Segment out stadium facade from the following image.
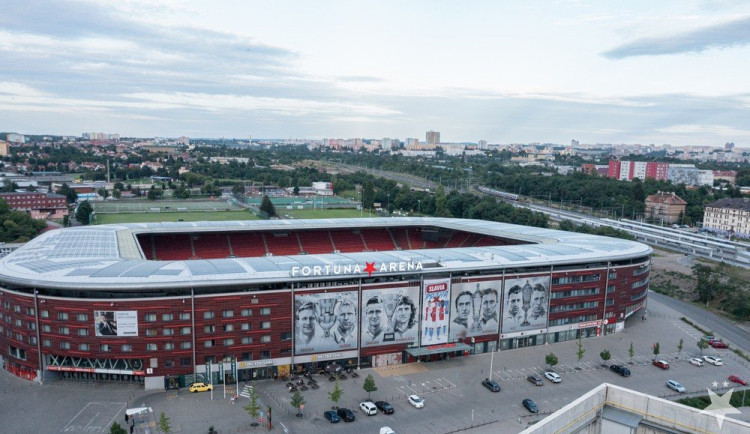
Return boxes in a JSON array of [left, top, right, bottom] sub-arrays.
[[0, 218, 651, 389]]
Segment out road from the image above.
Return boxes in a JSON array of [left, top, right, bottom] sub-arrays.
[[648, 290, 750, 352]]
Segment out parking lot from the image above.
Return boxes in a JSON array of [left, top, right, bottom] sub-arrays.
[[1, 292, 748, 434]]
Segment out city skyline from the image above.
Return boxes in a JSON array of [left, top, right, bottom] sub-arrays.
[[1, 1, 750, 146]]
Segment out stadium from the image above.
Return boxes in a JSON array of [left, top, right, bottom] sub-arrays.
[[0, 217, 651, 390]]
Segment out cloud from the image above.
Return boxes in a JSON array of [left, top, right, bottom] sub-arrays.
[[603, 15, 750, 58]]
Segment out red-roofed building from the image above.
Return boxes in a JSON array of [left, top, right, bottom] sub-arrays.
[[645, 191, 687, 224]]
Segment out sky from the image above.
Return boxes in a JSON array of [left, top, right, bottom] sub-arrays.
[[1, 0, 750, 146]]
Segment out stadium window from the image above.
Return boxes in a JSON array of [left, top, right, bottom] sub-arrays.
[[79, 343, 89, 351], [261, 321, 271, 329], [205, 356, 215, 364], [162, 313, 174, 321], [60, 342, 70, 350], [180, 342, 191, 350], [241, 309, 252, 317], [27, 321, 36, 330], [281, 332, 292, 341], [146, 329, 157, 337], [43, 339, 51, 347], [164, 360, 174, 368], [223, 324, 234, 332], [260, 307, 271, 316], [260, 350, 271, 359], [77, 329, 88, 336], [607, 285, 616, 293], [203, 311, 215, 319], [121, 344, 132, 352], [223, 338, 234, 346], [146, 343, 158, 351], [59, 326, 69, 335], [144, 314, 157, 322], [163, 328, 175, 336], [261, 335, 271, 343], [204, 340, 215, 348], [100, 344, 111, 352], [181, 326, 191, 335], [76, 313, 88, 322], [608, 271, 617, 279], [204, 325, 215, 333], [241, 352, 252, 361], [40, 310, 49, 318], [13, 305, 20, 313], [240, 323, 251, 331], [29, 336, 37, 345], [164, 343, 174, 350], [180, 357, 191, 366], [42, 324, 51, 332], [241, 337, 253, 344], [179, 312, 191, 320], [9, 346, 26, 360], [14, 319, 21, 327], [280, 348, 291, 355], [26, 307, 35, 315], [57, 312, 68, 320], [222, 310, 234, 318]]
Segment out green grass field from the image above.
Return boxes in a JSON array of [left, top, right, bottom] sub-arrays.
[[94, 211, 258, 224], [282, 209, 378, 219]]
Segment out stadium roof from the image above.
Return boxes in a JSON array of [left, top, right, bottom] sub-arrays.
[[0, 217, 651, 291]]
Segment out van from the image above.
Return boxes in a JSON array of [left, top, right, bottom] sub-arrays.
[[359, 401, 377, 416]]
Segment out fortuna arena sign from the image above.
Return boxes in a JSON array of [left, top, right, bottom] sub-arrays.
[[290, 260, 423, 277]]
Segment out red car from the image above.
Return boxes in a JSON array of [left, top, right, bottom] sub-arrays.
[[710, 341, 728, 349], [729, 375, 748, 386], [653, 360, 670, 370]]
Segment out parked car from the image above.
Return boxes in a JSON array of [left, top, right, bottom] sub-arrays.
[[188, 382, 213, 393], [710, 341, 728, 349], [729, 375, 748, 386], [702, 335, 717, 343], [610, 365, 631, 377], [380, 427, 395, 434], [360, 401, 377, 416], [324, 410, 340, 423], [689, 358, 704, 367], [544, 371, 562, 383], [482, 378, 501, 392], [375, 401, 394, 414], [653, 360, 670, 370], [527, 375, 544, 386], [666, 380, 686, 393], [522, 398, 539, 413], [408, 395, 424, 408], [336, 408, 355, 422], [703, 356, 723, 366]]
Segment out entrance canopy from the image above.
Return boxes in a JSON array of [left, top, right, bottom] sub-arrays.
[[406, 343, 472, 357]]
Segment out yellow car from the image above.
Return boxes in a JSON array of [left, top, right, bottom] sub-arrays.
[[189, 382, 213, 393]]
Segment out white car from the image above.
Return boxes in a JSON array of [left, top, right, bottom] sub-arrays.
[[703, 355, 723, 366], [689, 357, 704, 367], [360, 401, 377, 416], [544, 371, 562, 383], [380, 427, 395, 434], [407, 395, 424, 408], [666, 380, 686, 393]]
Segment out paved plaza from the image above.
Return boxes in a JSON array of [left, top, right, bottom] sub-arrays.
[[1, 292, 749, 434]]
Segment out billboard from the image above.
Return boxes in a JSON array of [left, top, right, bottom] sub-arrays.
[[94, 311, 138, 337], [422, 278, 451, 345], [294, 290, 358, 355], [361, 286, 421, 347], [501, 276, 550, 333], [449, 279, 501, 340]]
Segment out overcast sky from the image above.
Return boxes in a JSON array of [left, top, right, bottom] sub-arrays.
[[1, 0, 749, 146]]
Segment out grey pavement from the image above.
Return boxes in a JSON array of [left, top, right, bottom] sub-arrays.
[[2, 294, 749, 434]]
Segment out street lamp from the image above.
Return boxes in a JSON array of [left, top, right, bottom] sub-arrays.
[[417, 199, 421, 215]]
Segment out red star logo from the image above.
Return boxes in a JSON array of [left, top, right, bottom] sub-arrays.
[[363, 262, 377, 277]]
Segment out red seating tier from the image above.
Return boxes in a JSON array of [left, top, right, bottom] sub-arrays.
[[153, 234, 193, 260], [193, 233, 231, 259], [298, 230, 334, 254]]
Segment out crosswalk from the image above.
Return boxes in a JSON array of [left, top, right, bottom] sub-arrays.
[[239, 384, 254, 399]]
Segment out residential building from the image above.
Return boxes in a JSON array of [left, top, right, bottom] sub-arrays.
[[703, 197, 750, 238], [645, 191, 687, 224], [426, 130, 440, 145], [0, 192, 68, 219]]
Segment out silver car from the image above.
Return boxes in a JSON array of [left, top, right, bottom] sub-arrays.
[[667, 380, 686, 393]]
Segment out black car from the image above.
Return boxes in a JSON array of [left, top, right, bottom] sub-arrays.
[[336, 407, 356, 422], [522, 398, 538, 413], [375, 401, 394, 414], [481, 378, 501, 392], [610, 365, 631, 377]]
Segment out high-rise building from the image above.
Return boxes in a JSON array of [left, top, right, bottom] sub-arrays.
[[426, 131, 440, 145]]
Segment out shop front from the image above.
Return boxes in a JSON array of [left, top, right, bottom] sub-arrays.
[[405, 342, 472, 363]]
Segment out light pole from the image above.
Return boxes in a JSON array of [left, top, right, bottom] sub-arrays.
[[387, 193, 390, 216], [488, 349, 495, 381], [359, 190, 363, 218]]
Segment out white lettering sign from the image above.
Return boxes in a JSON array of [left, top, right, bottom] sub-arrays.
[[290, 261, 422, 277]]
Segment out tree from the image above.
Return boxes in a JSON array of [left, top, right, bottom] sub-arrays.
[[544, 353, 558, 371], [363, 374, 377, 400], [243, 383, 262, 426], [56, 182, 78, 203], [259, 194, 277, 218], [290, 390, 305, 417], [697, 339, 709, 356], [157, 412, 172, 434], [76, 200, 94, 225], [600, 349, 611, 366], [97, 187, 109, 199], [576, 336, 585, 366], [692, 263, 714, 304], [677, 338, 684, 358], [628, 342, 635, 364], [109, 422, 127, 434], [232, 182, 245, 195], [653, 342, 660, 358], [328, 377, 343, 407]]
